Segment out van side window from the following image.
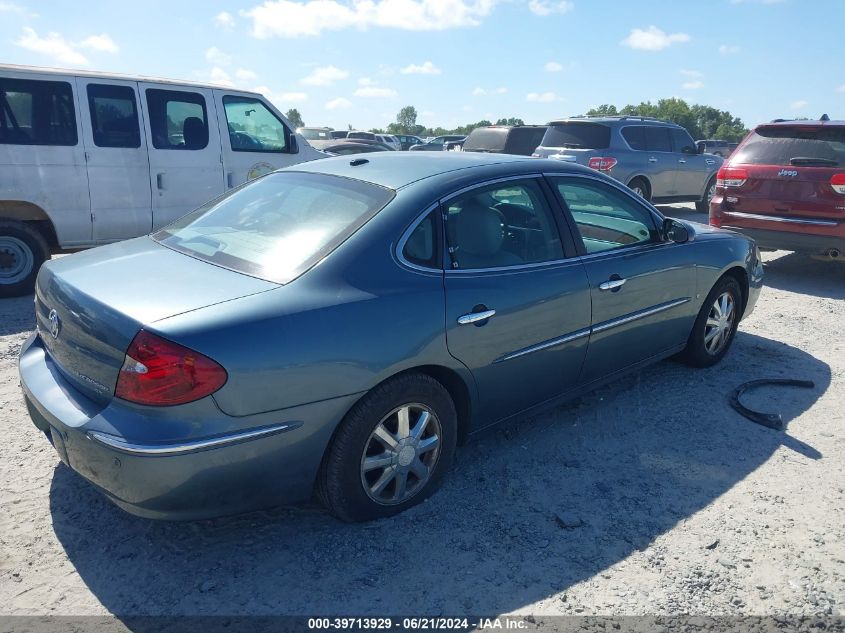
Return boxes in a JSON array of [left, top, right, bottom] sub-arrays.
[[222, 96, 289, 153], [0, 78, 77, 146], [87, 84, 140, 148], [145, 89, 208, 150]]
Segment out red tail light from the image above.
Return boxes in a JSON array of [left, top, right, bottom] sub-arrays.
[[115, 330, 227, 406], [587, 157, 618, 172], [831, 173, 845, 195], [716, 166, 748, 188]]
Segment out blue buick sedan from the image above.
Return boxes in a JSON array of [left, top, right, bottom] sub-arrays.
[[19, 153, 762, 521]]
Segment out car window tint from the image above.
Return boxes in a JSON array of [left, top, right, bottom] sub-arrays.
[[403, 211, 440, 269], [223, 96, 288, 153], [732, 126, 845, 166], [553, 178, 657, 254], [671, 128, 696, 153], [621, 126, 646, 150], [645, 126, 672, 152], [541, 123, 610, 150], [445, 179, 564, 270], [0, 78, 77, 146], [146, 89, 208, 150], [87, 84, 140, 148], [154, 171, 393, 284]]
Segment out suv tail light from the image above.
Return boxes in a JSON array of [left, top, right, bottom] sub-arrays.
[[587, 157, 617, 172], [115, 330, 227, 406], [831, 174, 845, 195], [716, 167, 748, 188]]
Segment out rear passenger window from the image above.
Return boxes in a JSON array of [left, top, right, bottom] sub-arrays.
[[645, 126, 672, 152], [87, 84, 140, 148], [223, 96, 289, 153], [621, 126, 646, 150], [553, 178, 658, 254], [403, 211, 440, 269], [146, 89, 208, 150], [0, 78, 77, 146]]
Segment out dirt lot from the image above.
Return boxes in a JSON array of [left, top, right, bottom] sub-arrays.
[[1, 206, 843, 619]]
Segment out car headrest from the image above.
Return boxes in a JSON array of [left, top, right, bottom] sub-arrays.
[[455, 203, 506, 256], [183, 117, 207, 149]]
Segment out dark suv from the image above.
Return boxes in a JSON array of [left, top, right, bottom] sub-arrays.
[[462, 125, 547, 156], [533, 116, 722, 211], [710, 117, 845, 260], [696, 139, 736, 157]]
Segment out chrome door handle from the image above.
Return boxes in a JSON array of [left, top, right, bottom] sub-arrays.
[[599, 278, 626, 291], [457, 309, 496, 325], [648, 157, 658, 163], [678, 159, 687, 164]]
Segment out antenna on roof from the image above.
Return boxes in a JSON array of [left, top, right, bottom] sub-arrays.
[[820, 113, 830, 122]]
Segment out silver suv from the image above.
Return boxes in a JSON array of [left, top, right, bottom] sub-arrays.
[[533, 116, 723, 212]]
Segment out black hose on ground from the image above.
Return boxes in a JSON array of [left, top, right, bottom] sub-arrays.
[[730, 379, 815, 431]]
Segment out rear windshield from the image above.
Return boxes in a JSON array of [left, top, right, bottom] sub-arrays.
[[463, 128, 508, 152], [154, 172, 393, 283], [541, 122, 611, 150], [732, 126, 845, 167]]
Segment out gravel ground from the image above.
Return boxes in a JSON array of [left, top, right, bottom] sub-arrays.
[[1, 207, 843, 619]]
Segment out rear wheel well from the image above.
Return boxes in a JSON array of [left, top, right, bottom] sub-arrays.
[[0, 201, 59, 250], [722, 266, 749, 317]]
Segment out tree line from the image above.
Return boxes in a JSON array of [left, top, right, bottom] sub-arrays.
[[287, 98, 750, 142]]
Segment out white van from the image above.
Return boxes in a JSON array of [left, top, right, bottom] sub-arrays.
[[0, 64, 325, 296]]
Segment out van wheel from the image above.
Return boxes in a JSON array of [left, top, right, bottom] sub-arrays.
[[0, 220, 50, 298], [318, 373, 457, 522], [628, 178, 651, 202], [696, 177, 716, 213]]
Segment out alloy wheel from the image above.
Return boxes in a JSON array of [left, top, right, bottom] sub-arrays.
[[360, 403, 442, 505], [704, 291, 736, 355]]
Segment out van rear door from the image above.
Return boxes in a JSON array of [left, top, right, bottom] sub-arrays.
[[75, 78, 152, 242], [214, 91, 304, 189], [138, 83, 225, 229]]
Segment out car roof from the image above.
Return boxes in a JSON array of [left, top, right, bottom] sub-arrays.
[[759, 119, 845, 128], [0, 63, 262, 95], [290, 152, 591, 190], [548, 116, 679, 128]]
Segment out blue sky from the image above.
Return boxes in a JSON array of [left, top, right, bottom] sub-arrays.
[[1, 0, 843, 131]]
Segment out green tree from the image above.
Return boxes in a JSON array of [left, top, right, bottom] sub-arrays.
[[393, 106, 419, 134], [285, 108, 304, 128], [495, 117, 525, 126]]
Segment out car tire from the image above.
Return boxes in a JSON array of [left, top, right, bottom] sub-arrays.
[[0, 220, 50, 298], [681, 275, 742, 368], [696, 177, 717, 214], [318, 373, 458, 522], [628, 178, 651, 202]]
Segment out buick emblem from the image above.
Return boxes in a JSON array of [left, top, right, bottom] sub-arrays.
[[48, 309, 60, 339]]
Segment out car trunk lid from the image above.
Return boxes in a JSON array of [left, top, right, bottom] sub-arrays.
[[34, 237, 277, 404]]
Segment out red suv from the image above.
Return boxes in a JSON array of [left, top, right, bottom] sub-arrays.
[[710, 117, 845, 260]]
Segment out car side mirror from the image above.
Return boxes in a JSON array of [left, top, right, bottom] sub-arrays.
[[662, 218, 689, 243], [697, 144, 705, 154], [289, 134, 299, 154]]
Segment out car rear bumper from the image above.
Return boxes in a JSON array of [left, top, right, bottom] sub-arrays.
[[18, 333, 361, 520], [720, 225, 845, 254]]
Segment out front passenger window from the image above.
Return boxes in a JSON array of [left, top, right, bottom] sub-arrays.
[[554, 179, 658, 254], [445, 179, 564, 270]]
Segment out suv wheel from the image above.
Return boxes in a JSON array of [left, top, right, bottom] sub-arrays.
[[0, 220, 50, 298], [318, 373, 457, 522], [628, 178, 650, 202], [696, 177, 717, 214]]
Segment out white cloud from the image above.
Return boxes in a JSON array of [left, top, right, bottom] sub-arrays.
[[302, 65, 349, 85], [621, 26, 690, 51], [495, 86, 508, 94], [544, 61, 563, 72], [719, 44, 740, 55], [215, 11, 236, 27], [235, 68, 258, 81], [400, 61, 441, 75], [0, 2, 36, 17], [354, 86, 397, 97], [472, 87, 486, 96], [790, 100, 808, 110], [79, 34, 119, 53], [528, 0, 573, 16], [358, 77, 376, 86], [243, 0, 496, 38], [837, 85, 845, 93], [255, 86, 309, 105], [680, 69, 702, 77], [15, 27, 89, 66], [682, 80, 704, 89], [205, 46, 232, 66], [207, 67, 234, 86], [526, 91, 560, 103], [462, 105, 472, 111], [325, 97, 352, 110]]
